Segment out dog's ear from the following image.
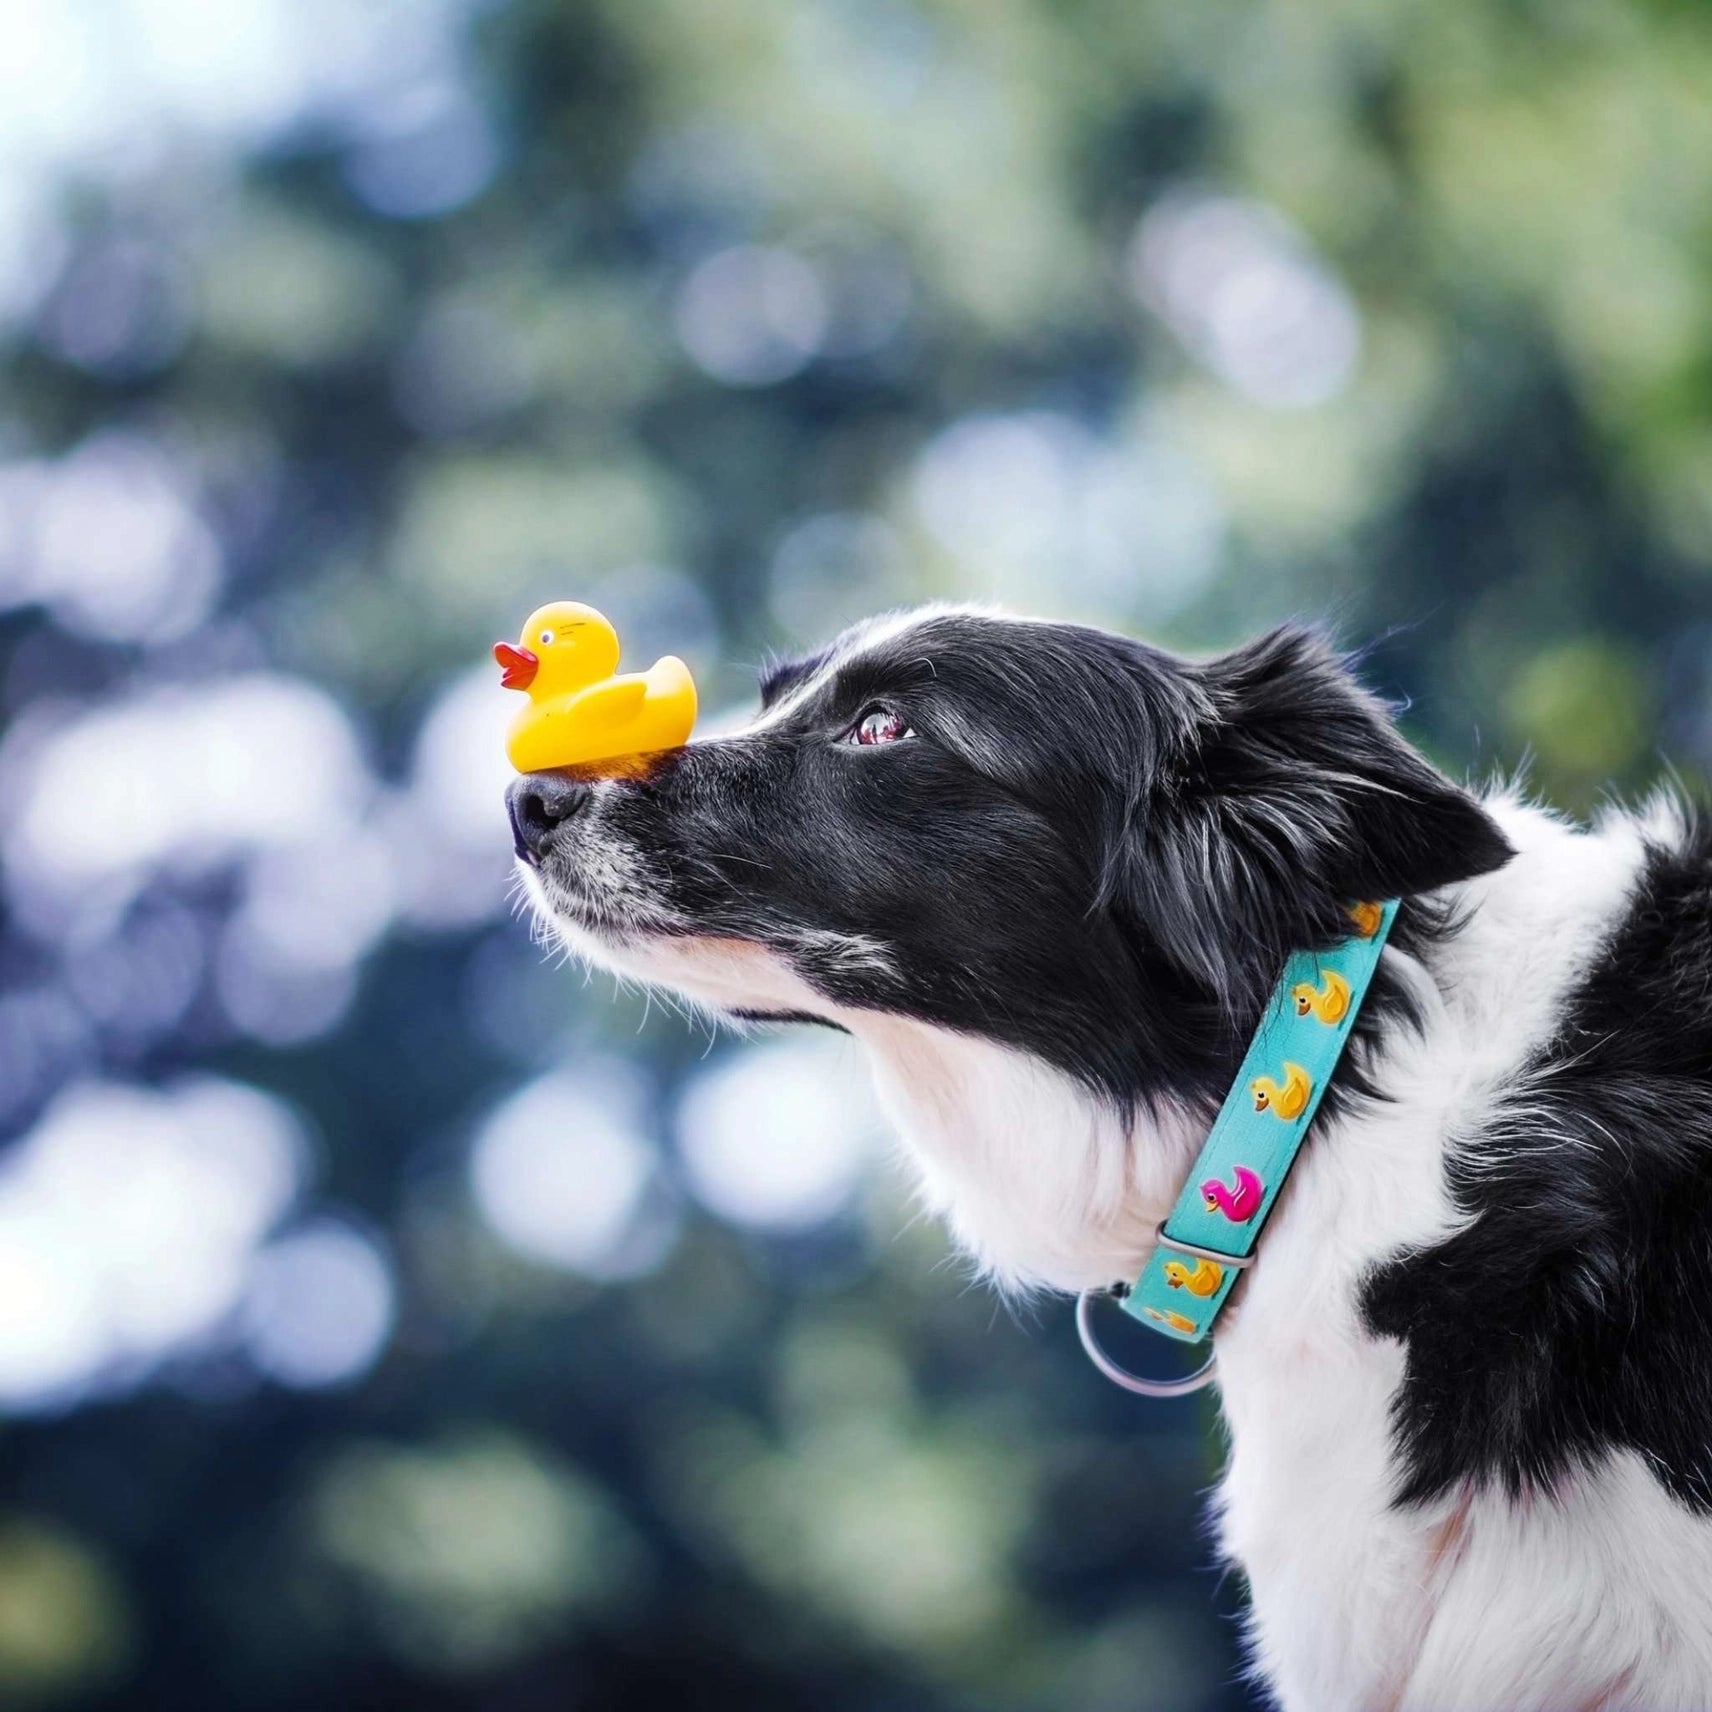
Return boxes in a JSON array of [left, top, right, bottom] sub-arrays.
[[1104, 626, 1513, 1016]]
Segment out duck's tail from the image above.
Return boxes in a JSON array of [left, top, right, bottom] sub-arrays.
[[650, 654, 698, 714]]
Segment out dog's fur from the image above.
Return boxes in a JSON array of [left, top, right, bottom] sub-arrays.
[[508, 607, 1712, 1711]]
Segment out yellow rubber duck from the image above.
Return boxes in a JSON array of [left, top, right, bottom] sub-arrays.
[[1251, 1061, 1313, 1120], [494, 601, 697, 775], [1164, 1258, 1226, 1297], [1293, 970, 1352, 1025]]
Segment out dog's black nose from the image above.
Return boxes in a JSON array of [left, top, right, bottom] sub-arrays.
[[506, 774, 594, 864]]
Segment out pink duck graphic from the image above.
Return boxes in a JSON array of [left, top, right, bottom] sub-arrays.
[[1202, 1164, 1264, 1223]]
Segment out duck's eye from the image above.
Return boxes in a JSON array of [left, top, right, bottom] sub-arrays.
[[851, 707, 911, 746], [539, 629, 555, 646]]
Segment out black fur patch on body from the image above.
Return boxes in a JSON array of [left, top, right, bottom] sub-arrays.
[[1364, 815, 1712, 1513]]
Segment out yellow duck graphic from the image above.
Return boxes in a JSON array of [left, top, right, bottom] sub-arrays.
[[1293, 969, 1352, 1025], [495, 601, 697, 775], [1348, 900, 1384, 939], [1164, 1258, 1226, 1297], [1143, 1306, 1201, 1336], [1251, 1061, 1313, 1120]]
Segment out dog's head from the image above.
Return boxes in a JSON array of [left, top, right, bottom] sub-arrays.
[[509, 608, 1512, 1122]]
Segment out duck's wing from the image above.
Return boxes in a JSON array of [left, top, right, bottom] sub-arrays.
[[571, 676, 648, 723]]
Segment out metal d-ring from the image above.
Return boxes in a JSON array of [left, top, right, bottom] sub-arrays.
[[1075, 1288, 1219, 1398], [1151, 1223, 1256, 1270]]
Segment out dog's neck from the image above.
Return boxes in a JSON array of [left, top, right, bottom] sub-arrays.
[[852, 1013, 1206, 1294], [849, 797, 1648, 1305]]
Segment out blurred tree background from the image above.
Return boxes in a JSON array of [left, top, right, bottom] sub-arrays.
[[0, 0, 1708, 1707]]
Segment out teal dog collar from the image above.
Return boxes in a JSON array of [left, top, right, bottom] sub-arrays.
[[1077, 899, 1399, 1397]]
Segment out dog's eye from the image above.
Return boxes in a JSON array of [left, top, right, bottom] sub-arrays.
[[851, 707, 911, 746]]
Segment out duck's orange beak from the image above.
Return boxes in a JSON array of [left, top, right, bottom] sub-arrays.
[[494, 641, 538, 691]]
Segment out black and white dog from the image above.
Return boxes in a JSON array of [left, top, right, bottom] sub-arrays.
[[508, 607, 1712, 1712]]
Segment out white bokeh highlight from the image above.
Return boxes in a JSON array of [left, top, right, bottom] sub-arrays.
[[0, 671, 398, 1046], [391, 663, 518, 929], [242, 1218, 397, 1388], [0, 433, 221, 644], [0, 0, 493, 333], [342, 79, 500, 219], [914, 409, 1224, 619], [0, 652, 523, 1044], [676, 1037, 879, 1233], [470, 1067, 677, 1280], [1, 675, 369, 900], [1129, 191, 1361, 410], [0, 1077, 305, 1411], [676, 245, 828, 386]]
